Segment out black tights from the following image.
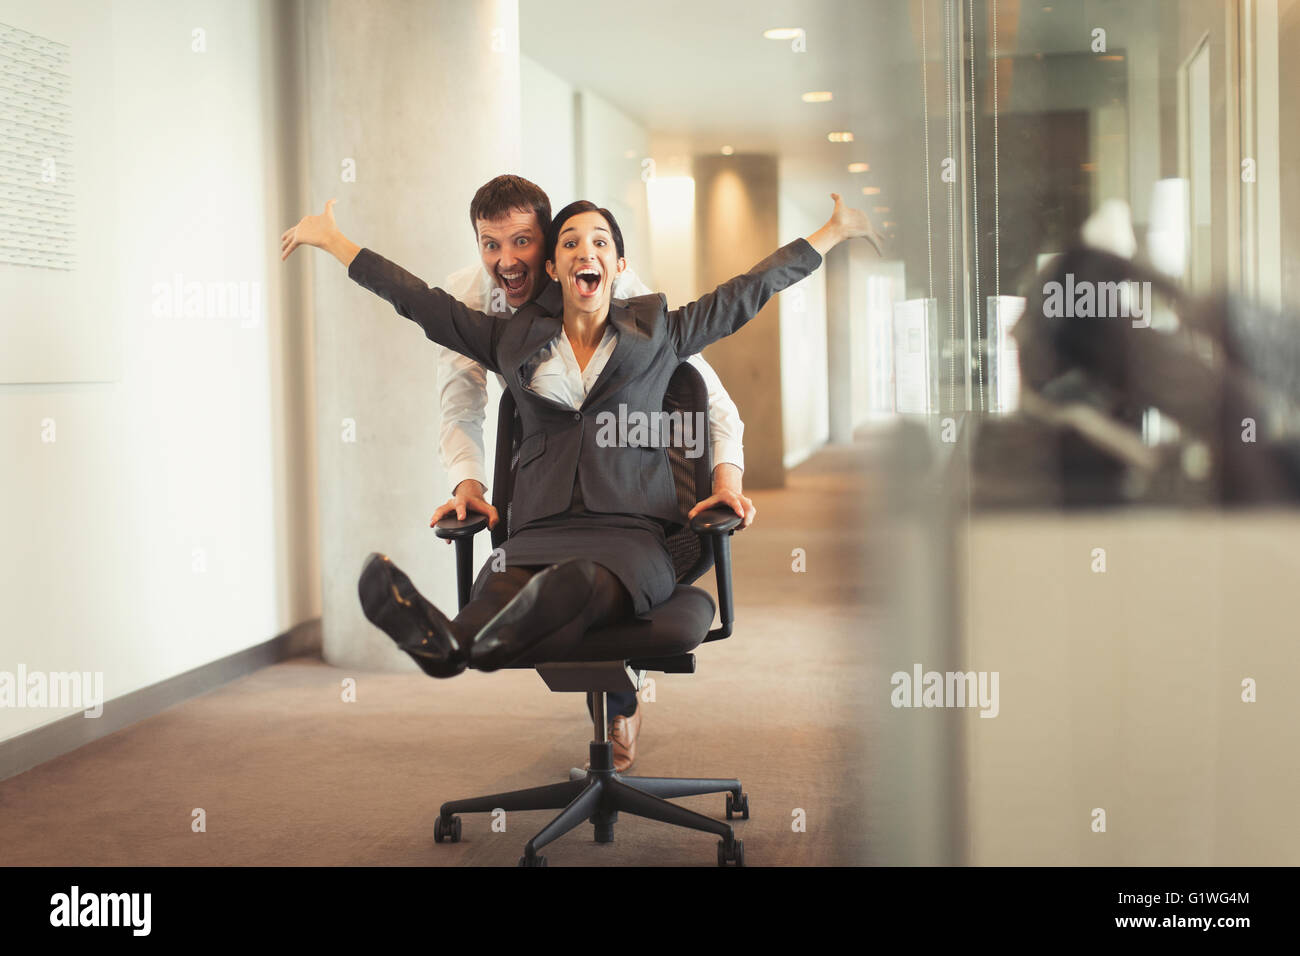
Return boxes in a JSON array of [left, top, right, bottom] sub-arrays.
[[452, 563, 639, 719]]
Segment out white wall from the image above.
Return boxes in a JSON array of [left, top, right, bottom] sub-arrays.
[[574, 90, 653, 287], [518, 55, 576, 209], [778, 196, 829, 468], [1, 0, 318, 741], [646, 174, 696, 309]]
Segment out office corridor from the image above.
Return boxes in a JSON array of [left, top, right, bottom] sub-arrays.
[[0, 443, 882, 866]]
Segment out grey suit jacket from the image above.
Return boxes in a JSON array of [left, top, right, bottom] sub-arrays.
[[347, 238, 822, 533]]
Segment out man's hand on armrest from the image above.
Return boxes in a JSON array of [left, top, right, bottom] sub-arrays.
[[687, 462, 755, 529], [430, 478, 499, 541]]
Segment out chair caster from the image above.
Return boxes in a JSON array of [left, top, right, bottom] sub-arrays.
[[726, 791, 750, 820], [717, 838, 745, 867], [434, 814, 462, 843], [519, 852, 548, 867], [593, 821, 615, 843]]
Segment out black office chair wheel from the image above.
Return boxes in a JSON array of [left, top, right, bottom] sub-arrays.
[[726, 791, 750, 820], [434, 814, 462, 843], [717, 838, 744, 867], [518, 853, 548, 867]]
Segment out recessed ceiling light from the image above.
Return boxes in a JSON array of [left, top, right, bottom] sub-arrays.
[[861, 186, 881, 195], [882, 221, 896, 228], [828, 131, 854, 143], [874, 206, 890, 214], [764, 28, 803, 40], [848, 162, 870, 173], [802, 91, 833, 103], [721, 145, 734, 155]]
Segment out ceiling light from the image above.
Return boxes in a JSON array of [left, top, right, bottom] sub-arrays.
[[721, 145, 734, 155], [848, 162, 870, 173], [874, 206, 890, 214], [861, 186, 881, 195], [802, 91, 833, 103], [763, 28, 802, 40], [828, 131, 854, 143]]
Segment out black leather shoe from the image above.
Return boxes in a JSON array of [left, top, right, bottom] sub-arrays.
[[469, 559, 599, 672], [358, 553, 467, 678]]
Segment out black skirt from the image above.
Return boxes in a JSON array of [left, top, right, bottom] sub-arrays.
[[493, 471, 677, 618]]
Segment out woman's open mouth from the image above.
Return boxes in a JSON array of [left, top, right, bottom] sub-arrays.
[[575, 269, 601, 297], [498, 268, 529, 296]]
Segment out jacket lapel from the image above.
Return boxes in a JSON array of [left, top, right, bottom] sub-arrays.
[[513, 287, 641, 412], [515, 281, 564, 398], [580, 301, 638, 410]]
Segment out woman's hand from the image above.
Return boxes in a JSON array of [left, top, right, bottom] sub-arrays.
[[808, 193, 886, 257], [280, 199, 360, 266], [688, 463, 756, 529], [430, 478, 499, 537], [688, 489, 756, 529]]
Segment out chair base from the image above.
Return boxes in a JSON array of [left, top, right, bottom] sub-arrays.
[[436, 741, 748, 866]]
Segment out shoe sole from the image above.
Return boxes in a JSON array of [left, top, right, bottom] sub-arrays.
[[358, 553, 465, 677]]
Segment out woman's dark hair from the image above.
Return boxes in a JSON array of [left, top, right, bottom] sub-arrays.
[[545, 200, 625, 263], [469, 175, 551, 234]]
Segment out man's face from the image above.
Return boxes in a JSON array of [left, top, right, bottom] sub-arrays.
[[476, 208, 546, 309], [545, 211, 626, 315]]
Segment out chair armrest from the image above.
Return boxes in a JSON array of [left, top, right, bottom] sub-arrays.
[[687, 508, 742, 643], [433, 514, 489, 611], [689, 506, 743, 535], [434, 513, 489, 539]]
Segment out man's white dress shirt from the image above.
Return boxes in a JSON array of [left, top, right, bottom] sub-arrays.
[[437, 262, 745, 494]]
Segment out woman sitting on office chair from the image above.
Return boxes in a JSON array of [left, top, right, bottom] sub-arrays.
[[280, 194, 880, 678]]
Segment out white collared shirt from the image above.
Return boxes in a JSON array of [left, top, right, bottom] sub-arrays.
[[523, 322, 619, 408], [436, 262, 745, 493]]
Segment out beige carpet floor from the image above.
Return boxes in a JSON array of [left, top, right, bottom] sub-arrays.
[[0, 444, 881, 866]]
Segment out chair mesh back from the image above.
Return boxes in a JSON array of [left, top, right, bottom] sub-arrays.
[[489, 362, 715, 585]]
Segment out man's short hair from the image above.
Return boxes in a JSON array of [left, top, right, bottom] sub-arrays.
[[469, 174, 551, 234], [545, 200, 626, 262]]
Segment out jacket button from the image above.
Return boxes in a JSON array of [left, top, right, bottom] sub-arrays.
[[573, 412, 581, 420]]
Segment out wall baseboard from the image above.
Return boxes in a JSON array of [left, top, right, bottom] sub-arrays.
[[0, 619, 322, 783]]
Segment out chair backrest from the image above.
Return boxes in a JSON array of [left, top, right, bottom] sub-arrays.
[[490, 362, 716, 586]]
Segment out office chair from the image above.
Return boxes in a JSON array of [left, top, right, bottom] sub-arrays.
[[432, 362, 750, 866]]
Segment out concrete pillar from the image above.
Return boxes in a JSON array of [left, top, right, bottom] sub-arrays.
[[693, 154, 785, 489], [304, 0, 520, 667]]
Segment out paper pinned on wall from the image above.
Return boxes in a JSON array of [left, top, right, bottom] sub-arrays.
[[0, 21, 77, 271]]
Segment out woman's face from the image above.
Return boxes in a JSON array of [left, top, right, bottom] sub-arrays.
[[546, 211, 626, 312]]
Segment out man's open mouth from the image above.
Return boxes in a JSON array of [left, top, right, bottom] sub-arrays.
[[575, 268, 601, 297], [498, 269, 529, 296]]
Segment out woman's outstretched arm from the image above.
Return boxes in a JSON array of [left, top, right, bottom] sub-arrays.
[[666, 193, 884, 358], [281, 200, 506, 373]]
